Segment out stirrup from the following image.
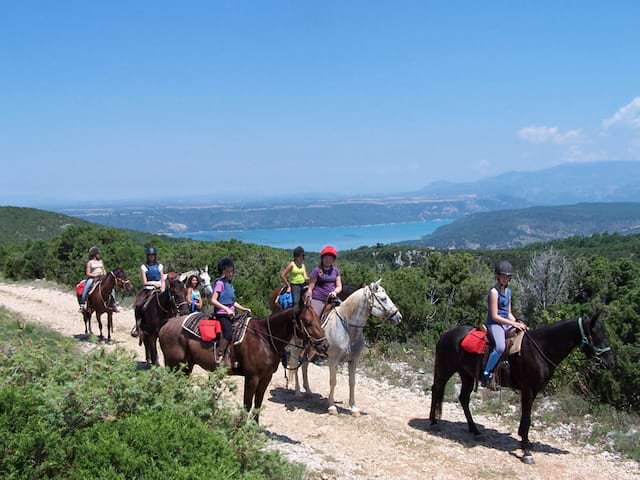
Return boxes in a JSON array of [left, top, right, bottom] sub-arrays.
[[481, 373, 500, 391]]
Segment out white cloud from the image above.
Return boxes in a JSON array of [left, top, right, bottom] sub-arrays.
[[602, 97, 640, 129], [516, 126, 582, 145]]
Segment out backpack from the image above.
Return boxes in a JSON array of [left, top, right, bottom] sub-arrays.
[[277, 292, 293, 309]]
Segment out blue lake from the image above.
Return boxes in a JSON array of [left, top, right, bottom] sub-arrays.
[[179, 220, 451, 251]]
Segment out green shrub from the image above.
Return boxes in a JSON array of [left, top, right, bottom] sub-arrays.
[[0, 310, 302, 480]]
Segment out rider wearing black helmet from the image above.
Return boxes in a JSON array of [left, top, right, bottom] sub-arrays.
[[482, 260, 528, 389], [131, 246, 165, 337], [210, 256, 251, 367]]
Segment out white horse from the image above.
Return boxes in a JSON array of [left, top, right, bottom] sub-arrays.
[[290, 280, 402, 416]]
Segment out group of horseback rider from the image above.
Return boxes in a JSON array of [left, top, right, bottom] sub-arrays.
[[78, 243, 517, 388]]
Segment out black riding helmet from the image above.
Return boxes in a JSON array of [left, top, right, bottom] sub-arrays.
[[495, 260, 514, 276], [293, 246, 305, 258], [217, 256, 234, 275], [145, 246, 157, 257]]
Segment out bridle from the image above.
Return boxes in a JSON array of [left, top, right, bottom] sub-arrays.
[[366, 285, 400, 323], [265, 302, 327, 353], [97, 270, 131, 310], [578, 316, 612, 357], [155, 281, 188, 317]]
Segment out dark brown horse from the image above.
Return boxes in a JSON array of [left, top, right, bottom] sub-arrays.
[[159, 299, 328, 422], [138, 274, 189, 366], [428, 313, 614, 464], [81, 268, 131, 341]]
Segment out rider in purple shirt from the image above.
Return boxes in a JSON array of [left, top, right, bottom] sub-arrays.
[[306, 245, 342, 317]]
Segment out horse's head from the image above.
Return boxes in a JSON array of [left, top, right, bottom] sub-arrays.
[[580, 313, 614, 370], [367, 279, 402, 325], [198, 266, 213, 296], [166, 273, 190, 316], [298, 298, 328, 354], [113, 268, 132, 292]]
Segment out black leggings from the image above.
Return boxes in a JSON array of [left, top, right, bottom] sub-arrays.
[[217, 314, 233, 341], [291, 284, 304, 307]]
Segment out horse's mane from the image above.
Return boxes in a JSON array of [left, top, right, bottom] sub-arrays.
[[528, 317, 577, 337], [337, 287, 368, 319]]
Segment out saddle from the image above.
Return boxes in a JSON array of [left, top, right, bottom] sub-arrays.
[[232, 311, 251, 346], [320, 297, 342, 327], [479, 329, 526, 389]]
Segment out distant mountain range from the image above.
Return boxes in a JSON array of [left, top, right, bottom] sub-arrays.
[[407, 202, 640, 249], [419, 161, 640, 205]]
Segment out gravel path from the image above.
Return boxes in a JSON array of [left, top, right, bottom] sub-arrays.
[[1, 280, 637, 480]]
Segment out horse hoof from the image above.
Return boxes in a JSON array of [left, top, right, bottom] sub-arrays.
[[328, 405, 338, 415], [473, 432, 485, 441], [351, 407, 361, 418], [294, 391, 304, 400], [522, 454, 535, 465]]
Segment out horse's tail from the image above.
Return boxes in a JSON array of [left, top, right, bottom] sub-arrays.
[[429, 327, 465, 423]]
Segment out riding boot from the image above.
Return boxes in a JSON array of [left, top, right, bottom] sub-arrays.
[[217, 338, 232, 367]]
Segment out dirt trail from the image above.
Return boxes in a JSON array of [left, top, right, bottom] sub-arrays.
[[1, 281, 637, 480]]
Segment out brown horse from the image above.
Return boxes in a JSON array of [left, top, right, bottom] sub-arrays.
[[82, 268, 131, 341], [138, 274, 189, 366], [159, 299, 328, 421]]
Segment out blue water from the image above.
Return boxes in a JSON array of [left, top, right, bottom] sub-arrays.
[[179, 220, 451, 251]]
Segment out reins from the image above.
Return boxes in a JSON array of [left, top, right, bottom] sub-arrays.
[[523, 331, 559, 369]]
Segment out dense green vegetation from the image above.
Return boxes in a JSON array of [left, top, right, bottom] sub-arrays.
[[0, 308, 302, 479], [1, 208, 639, 414], [0, 206, 87, 244], [410, 202, 640, 249]]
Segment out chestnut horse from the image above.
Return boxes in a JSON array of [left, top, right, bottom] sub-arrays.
[[138, 274, 189, 366], [82, 268, 131, 341], [159, 299, 328, 421], [429, 313, 614, 464]]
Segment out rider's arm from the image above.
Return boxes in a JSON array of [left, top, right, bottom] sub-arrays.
[[303, 264, 309, 282], [159, 265, 166, 292], [306, 275, 317, 298], [280, 262, 293, 288], [234, 301, 250, 312], [211, 282, 233, 315], [186, 288, 193, 307], [333, 274, 342, 296], [86, 261, 93, 277]]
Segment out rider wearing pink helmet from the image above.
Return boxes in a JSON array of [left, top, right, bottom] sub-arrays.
[[306, 245, 342, 317]]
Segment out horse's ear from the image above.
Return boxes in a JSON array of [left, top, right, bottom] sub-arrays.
[[205, 265, 208, 273], [372, 278, 382, 289]]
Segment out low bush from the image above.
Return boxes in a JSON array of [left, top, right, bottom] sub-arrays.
[[0, 308, 303, 479]]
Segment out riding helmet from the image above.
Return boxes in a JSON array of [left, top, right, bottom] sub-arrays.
[[320, 245, 338, 259], [293, 246, 305, 258], [217, 256, 235, 274], [145, 246, 157, 257], [88, 246, 101, 258], [495, 260, 514, 276]]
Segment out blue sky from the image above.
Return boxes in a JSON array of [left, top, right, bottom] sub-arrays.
[[2, 1, 640, 205]]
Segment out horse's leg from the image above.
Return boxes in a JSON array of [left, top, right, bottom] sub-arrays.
[[253, 374, 273, 424], [96, 312, 104, 339], [149, 335, 160, 366], [301, 359, 312, 395], [83, 310, 89, 335], [107, 311, 112, 342], [459, 372, 480, 436], [143, 333, 151, 364], [243, 375, 260, 416], [327, 355, 339, 415], [518, 389, 537, 464], [348, 357, 360, 417]]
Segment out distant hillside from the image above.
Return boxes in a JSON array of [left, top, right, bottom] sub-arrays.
[[0, 207, 88, 244], [407, 202, 640, 249], [419, 161, 640, 205], [57, 195, 527, 235]]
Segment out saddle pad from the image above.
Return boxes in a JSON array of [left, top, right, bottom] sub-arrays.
[[181, 312, 212, 340], [507, 330, 525, 356], [233, 314, 251, 346]]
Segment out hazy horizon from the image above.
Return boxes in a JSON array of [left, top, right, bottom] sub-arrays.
[[2, 2, 640, 206]]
